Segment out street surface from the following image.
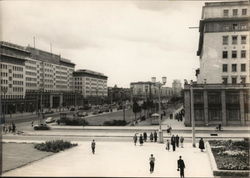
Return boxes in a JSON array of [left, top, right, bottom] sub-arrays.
[[2, 141, 213, 177]]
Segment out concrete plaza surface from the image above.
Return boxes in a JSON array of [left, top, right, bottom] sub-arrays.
[[2, 141, 213, 177]]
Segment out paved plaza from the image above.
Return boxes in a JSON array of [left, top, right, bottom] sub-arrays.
[[3, 141, 213, 177]]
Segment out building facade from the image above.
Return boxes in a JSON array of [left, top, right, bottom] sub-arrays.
[[107, 85, 131, 104], [172, 80, 182, 97], [0, 41, 76, 116], [73, 69, 108, 104], [196, 1, 250, 84], [184, 1, 250, 126]]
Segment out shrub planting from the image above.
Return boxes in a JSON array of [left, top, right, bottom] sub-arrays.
[[103, 120, 127, 126], [209, 139, 249, 170], [58, 117, 89, 126], [34, 140, 78, 153]]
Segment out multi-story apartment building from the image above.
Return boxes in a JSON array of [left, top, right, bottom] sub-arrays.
[[0, 41, 77, 115], [130, 82, 158, 100], [0, 41, 28, 100], [130, 81, 173, 100], [73, 69, 108, 101], [172, 80, 182, 97], [184, 1, 250, 126], [196, 1, 249, 84]]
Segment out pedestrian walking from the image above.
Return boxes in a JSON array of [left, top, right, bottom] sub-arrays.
[[2, 124, 6, 133], [8, 124, 12, 133], [153, 131, 157, 142], [166, 140, 170, 151], [171, 135, 176, 151], [143, 132, 147, 142], [133, 134, 138, 146], [199, 138, 205, 152], [177, 156, 185, 178], [91, 139, 96, 154], [180, 136, 184, 148], [12, 122, 16, 133], [139, 134, 144, 146], [175, 135, 179, 147], [149, 154, 155, 173], [150, 132, 153, 142], [31, 121, 34, 127]]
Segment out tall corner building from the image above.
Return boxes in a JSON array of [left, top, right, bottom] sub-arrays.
[[184, 1, 250, 127], [197, 1, 250, 84]]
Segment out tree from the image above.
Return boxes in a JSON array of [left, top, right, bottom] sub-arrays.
[[132, 100, 140, 125]]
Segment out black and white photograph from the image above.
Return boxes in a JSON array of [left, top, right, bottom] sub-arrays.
[[0, 0, 249, 177]]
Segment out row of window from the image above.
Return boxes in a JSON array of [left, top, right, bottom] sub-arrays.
[[0, 64, 8, 69], [26, 71, 36, 76], [13, 66, 23, 71], [26, 83, 37, 87], [223, 23, 248, 31], [223, 8, 247, 17], [0, 72, 8, 77], [26, 77, 37, 82], [26, 65, 36, 70], [13, 74, 23, 78], [222, 35, 247, 45], [13, 81, 23, 85], [222, 76, 246, 84], [1, 95, 24, 99], [13, 87, 23, 92], [222, 63, 246, 72], [222, 50, 246, 59], [0, 80, 8, 84]]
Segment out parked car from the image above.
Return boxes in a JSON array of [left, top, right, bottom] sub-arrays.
[[34, 123, 50, 130], [92, 110, 99, 115], [45, 117, 56, 123], [77, 111, 88, 117], [44, 110, 54, 114]]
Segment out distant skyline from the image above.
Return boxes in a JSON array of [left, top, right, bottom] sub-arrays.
[[2, 0, 213, 88]]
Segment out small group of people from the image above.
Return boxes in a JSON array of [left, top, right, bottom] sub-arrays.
[[149, 154, 185, 178], [174, 109, 184, 122], [2, 122, 16, 134], [133, 131, 158, 146], [165, 135, 184, 151]]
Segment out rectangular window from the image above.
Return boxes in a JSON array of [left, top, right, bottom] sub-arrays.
[[222, 64, 228, 72], [232, 64, 237, 72], [241, 36, 247, 44], [232, 24, 238, 30], [231, 77, 237, 84], [222, 51, 228, 58], [233, 9, 238, 16], [240, 24, 247, 30], [241, 64, 246, 72], [242, 9, 247, 15], [240, 76, 246, 84], [222, 36, 228, 45], [223, 9, 229, 17], [223, 25, 230, 31], [241, 50, 246, 58], [222, 77, 228, 84], [232, 50, 237, 58], [232, 36, 238, 44]]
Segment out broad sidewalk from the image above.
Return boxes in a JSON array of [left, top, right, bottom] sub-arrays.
[[2, 141, 213, 177]]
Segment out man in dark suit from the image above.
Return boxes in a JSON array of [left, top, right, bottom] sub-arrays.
[[177, 156, 185, 178]]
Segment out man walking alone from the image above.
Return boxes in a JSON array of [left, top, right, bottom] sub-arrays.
[[91, 140, 96, 154], [149, 154, 155, 173], [177, 156, 185, 178]]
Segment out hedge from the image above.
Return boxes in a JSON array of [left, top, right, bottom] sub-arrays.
[[34, 140, 78, 153]]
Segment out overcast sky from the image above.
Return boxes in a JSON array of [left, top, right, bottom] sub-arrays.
[[2, 0, 209, 88]]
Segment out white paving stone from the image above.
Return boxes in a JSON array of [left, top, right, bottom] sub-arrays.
[[3, 141, 213, 177]]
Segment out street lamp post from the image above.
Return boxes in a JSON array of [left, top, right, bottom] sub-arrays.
[[1, 87, 8, 124], [152, 76, 167, 143], [190, 80, 196, 147]]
